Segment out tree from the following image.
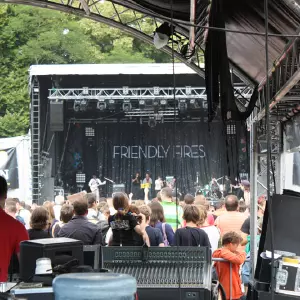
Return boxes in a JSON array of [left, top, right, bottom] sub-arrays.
[[0, 4, 171, 137]]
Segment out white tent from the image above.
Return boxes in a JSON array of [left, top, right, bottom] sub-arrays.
[[0, 135, 31, 202]]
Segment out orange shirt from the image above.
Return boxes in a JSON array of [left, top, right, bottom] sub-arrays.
[[215, 211, 246, 236], [213, 248, 246, 300]]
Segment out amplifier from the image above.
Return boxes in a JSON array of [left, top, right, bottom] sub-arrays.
[[102, 246, 212, 300], [113, 184, 125, 193]]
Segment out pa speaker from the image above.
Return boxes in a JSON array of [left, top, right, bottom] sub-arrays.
[[50, 100, 64, 131]]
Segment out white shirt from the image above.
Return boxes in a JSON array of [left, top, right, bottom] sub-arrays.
[[18, 208, 31, 230], [53, 205, 62, 221], [155, 179, 163, 190], [89, 178, 106, 192], [201, 225, 220, 253]]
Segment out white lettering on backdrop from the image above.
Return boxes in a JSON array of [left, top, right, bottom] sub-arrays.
[[113, 145, 206, 159]]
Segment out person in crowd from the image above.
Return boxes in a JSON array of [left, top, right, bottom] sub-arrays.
[[213, 199, 226, 218], [96, 202, 112, 245], [5, 200, 25, 225], [160, 187, 183, 231], [184, 194, 195, 205], [87, 193, 102, 222], [132, 172, 142, 200], [236, 180, 250, 205], [0, 177, 28, 282], [28, 207, 51, 240], [156, 191, 162, 202], [213, 232, 246, 300], [154, 176, 163, 196], [31, 203, 38, 211], [238, 200, 247, 213], [215, 195, 247, 246], [143, 173, 153, 199], [57, 197, 104, 245], [149, 201, 174, 245], [15, 198, 31, 229], [194, 196, 215, 225], [197, 205, 220, 252], [52, 204, 74, 237], [139, 205, 164, 247], [224, 175, 232, 196], [53, 195, 65, 221], [43, 201, 58, 234], [108, 192, 150, 246], [172, 205, 211, 247]]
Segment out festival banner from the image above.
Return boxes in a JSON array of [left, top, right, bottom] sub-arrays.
[[0, 148, 19, 189]]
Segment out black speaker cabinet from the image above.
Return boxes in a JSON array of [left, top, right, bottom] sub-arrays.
[[50, 100, 64, 132]]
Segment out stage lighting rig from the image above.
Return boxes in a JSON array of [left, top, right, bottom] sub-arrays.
[[153, 99, 159, 113], [148, 116, 156, 128], [97, 100, 106, 111], [107, 99, 116, 111], [79, 99, 88, 111], [153, 22, 174, 49], [160, 99, 167, 106], [85, 127, 95, 137], [76, 172, 86, 183], [178, 99, 187, 113], [122, 100, 132, 112]]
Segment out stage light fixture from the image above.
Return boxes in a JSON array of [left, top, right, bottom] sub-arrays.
[[153, 22, 174, 49], [153, 99, 159, 113], [160, 99, 167, 106], [227, 123, 236, 135], [148, 116, 156, 128], [139, 100, 145, 109], [178, 99, 187, 113], [107, 99, 116, 111], [79, 99, 88, 111], [76, 172, 86, 184], [73, 100, 81, 112], [122, 100, 132, 112], [97, 100, 106, 111], [85, 127, 95, 137]]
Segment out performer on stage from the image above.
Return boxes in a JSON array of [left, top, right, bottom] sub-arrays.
[[131, 172, 142, 200], [88, 175, 106, 201], [143, 172, 152, 200], [155, 176, 163, 195]]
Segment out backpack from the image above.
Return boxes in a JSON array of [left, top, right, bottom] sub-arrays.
[[162, 223, 169, 246]]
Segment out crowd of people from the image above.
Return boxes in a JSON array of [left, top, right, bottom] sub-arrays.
[[0, 175, 264, 300]]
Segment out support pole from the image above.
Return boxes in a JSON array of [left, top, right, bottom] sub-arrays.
[[250, 122, 258, 279]]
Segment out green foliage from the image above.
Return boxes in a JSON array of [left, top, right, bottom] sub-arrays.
[[0, 3, 171, 137]]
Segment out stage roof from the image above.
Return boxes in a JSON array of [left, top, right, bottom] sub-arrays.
[[29, 63, 203, 76], [131, 0, 300, 84]]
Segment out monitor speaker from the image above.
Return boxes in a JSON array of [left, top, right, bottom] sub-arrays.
[[113, 184, 125, 193], [50, 100, 64, 131]]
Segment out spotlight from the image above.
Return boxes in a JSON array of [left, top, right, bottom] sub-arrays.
[[139, 100, 145, 109], [79, 99, 88, 111], [122, 100, 132, 112], [153, 99, 159, 113], [178, 99, 187, 113], [97, 100, 106, 111], [153, 22, 174, 49], [85, 127, 95, 137], [148, 116, 156, 128], [189, 99, 197, 108], [107, 99, 116, 111], [73, 100, 81, 112], [76, 172, 86, 184], [160, 99, 167, 106]]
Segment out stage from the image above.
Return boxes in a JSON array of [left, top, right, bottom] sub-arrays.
[[29, 63, 249, 202]]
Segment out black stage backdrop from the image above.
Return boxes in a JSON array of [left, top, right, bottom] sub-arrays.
[[0, 148, 19, 189], [63, 122, 247, 196]]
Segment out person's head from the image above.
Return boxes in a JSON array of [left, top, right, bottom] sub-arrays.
[[0, 176, 8, 208], [5, 200, 17, 218], [195, 204, 207, 226], [139, 205, 151, 224], [134, 200, 145, 207], [99, 197, 107, 203], [43, 201, 56, 222], [184, 194, 195, 205], [98, 202, 110, 219], [113, 192, 130, 213], [87, 193, 97, 209], [135, 172, 140, 177], [225, 195, 239, 212], [60, 204, 74, 223], [222, 231, 243, 252], [30, 207, 49, 230], [20, 201, 26, 208], [160, 187, 173, 202], [238, 200, 247, 213], [216, 200, 225, 210], [183, 205, 201, 225], [73, 198, 88, 216], [145, 173, 150, 179], [149, 201, 165, 226], [195, 195, 206, 205], [241, 180, 250, 191], [225, 175, 229, 180], [93, 175, 97, 179], [157, 176, 161, 180]]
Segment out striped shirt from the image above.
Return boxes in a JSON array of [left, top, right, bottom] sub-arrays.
[[160, 202, 183, 231]]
